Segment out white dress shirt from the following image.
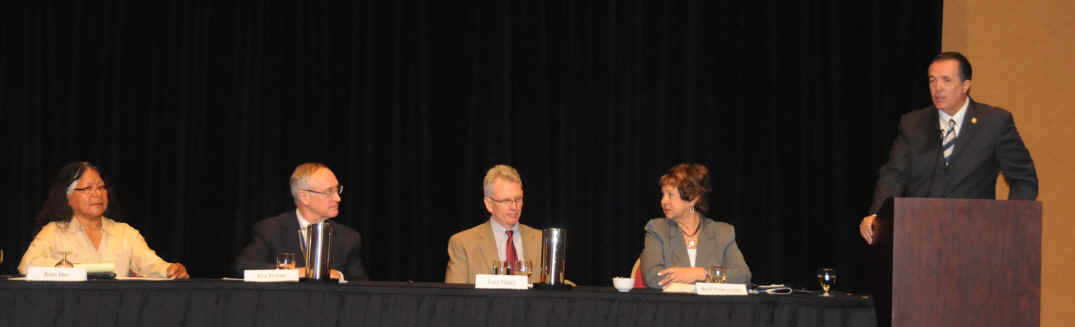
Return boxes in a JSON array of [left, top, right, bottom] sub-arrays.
[[296, 209, 312, 251], [939, 97, 970, 137], [17, 217, 172, 277]]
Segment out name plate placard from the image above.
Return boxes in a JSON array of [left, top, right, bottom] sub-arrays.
[[26, 267, 88, 281], [243, 269, 300, 282], [474, 274, 529, 290], [695, 282, 749, 296]]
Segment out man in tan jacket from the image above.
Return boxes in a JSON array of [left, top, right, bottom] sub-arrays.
[[445, 164, 542, 284]]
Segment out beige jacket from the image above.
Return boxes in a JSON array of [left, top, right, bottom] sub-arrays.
[[445, 221, 542, 283]]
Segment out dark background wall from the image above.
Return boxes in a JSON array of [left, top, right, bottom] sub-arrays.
[[1, 0, 941, 291]]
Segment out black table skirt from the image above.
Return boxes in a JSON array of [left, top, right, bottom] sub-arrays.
[[0, 280, 875, 327]]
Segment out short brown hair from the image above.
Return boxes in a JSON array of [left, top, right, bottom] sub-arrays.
[[659, 163, 712, 213], [290, 162, 329, 202]]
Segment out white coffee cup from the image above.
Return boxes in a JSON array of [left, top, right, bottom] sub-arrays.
[[612, 277, 634, 292]]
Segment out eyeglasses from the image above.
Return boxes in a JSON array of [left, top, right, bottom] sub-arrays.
[[489, 196, 524, 207], [72, 185, 108, 194], [303, 185, 343, 197]]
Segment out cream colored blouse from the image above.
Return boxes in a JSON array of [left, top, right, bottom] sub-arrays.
[[17, 217, 172, 277]]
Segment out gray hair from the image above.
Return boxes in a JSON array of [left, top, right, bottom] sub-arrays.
[[289, 163, 328, 203], [65, 178, 80, 196], [483, 164, 522, 197]]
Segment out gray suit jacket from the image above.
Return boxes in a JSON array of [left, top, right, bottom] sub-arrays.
[[869, 99, 1038, 214], [640, 217, 751, 288], [445, 221, 543, 284]]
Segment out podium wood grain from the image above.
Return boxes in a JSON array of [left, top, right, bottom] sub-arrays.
[[873, 198, 1041, 327]]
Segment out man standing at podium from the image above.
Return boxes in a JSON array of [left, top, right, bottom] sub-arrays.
[[859, 52, 1038, 244]]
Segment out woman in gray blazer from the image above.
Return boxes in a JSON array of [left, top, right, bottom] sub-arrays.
[[640, 163, 751, 288]]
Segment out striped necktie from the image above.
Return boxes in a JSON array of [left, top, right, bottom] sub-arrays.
[[942, 118, 957, 166]]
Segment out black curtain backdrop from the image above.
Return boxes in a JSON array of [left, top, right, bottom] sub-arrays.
[[1, 1, 941, 291]]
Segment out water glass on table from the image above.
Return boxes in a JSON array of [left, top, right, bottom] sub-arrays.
[[55, 251, 74, 268], [489, 260, 533, 276], [276, 252, 296, 270], [817, 267, 837, 296], [510, 260, 533, 278], [707, 265, 727, 283]]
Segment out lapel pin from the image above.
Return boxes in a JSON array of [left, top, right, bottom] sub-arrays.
[[971, 117, 978, 124]]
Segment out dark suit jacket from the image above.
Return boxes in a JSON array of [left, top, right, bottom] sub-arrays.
[[640, 217, 751, 288], [233, 211, 369, 281], [869, 99, 1038, 214]]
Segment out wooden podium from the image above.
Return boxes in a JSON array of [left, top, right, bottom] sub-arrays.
[[872, 198, 1041, 327]]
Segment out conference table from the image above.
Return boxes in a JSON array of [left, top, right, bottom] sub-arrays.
[[0, 279, 875, 327]]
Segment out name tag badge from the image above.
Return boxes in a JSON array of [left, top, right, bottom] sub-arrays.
[[474, 274, 529, 290], [695, 282, 749, 296], [244, 269, 300, 282], [26, 267, 88, 281]]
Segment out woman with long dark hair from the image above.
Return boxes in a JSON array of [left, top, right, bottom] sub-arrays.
[[17, 162, 188, 279]]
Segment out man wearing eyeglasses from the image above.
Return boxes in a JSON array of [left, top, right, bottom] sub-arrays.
[[445, 164, 542, 284], [234, 162, 369, 281]]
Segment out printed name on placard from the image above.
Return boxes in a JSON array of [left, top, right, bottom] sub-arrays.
[[695, 282, 749, 296], [26, 267, 88, 281], [244, 269, 300, 282], [474, 274, 529, 290]]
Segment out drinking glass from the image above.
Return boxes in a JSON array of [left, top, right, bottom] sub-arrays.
[[55, 251, 74, 268], [511, 260, 533, 278], [276, 252, 296, 270], [817, 267, 837, 296], [707, 265, 727, 283], [503, 260, 517, 275], [490, 260, 504, 275]]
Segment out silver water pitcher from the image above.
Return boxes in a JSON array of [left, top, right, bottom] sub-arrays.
[[303, 222, 334, 282], [538, 228, 570, 289]]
